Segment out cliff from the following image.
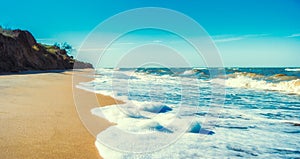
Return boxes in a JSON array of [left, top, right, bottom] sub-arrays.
[[0, 29, 93, 72]]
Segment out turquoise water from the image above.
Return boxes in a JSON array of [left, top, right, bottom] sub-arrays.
[[78, 67, 300, 158]]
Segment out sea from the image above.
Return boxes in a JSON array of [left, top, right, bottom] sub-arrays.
[[76, 67, 300, 158]]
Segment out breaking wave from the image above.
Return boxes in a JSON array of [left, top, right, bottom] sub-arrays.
[[217, 72, 300, 95], [76, 67, 300, 158], [285, 68, 300, 72]]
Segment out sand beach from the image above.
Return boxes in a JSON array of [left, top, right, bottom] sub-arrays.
[[0, 70, 115, 159]]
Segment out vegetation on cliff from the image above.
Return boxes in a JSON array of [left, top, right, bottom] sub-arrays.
[[0, 27, 93, 72]]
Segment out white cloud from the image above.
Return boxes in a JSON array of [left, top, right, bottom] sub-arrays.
[[212, 34, 269, 43], [114, 42, 135, 45], [213, 37, 244, 43], [243, 34, 269, 38], [287, 33, 300, 38], [152, 40, 163, 43]]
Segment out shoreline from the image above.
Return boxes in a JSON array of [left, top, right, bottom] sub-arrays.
[[0, 70, 117, 159]]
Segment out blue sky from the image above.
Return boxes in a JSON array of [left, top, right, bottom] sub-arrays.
[[1, 0, 300, 67]]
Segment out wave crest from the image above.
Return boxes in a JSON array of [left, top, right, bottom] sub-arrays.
[[224, 76, 300, 95], [285, 68, 300, 72]]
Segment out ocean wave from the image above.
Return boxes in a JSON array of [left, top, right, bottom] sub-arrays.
[[138, 121, 173, 133], [285, 68, 300, 72], [213, 75, 300, 95], [77, 68, 300, 158], [227, 72, 299, 82], [227, 72, 265, 79], [182, 70, 196, 75], [141, 104, 173, 113], [267, 74, 298, 81], [193, 67, 207, 70]]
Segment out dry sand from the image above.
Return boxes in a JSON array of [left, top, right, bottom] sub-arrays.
[[0, 70, 119, 159]]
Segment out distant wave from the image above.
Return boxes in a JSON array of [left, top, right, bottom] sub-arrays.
[[192, 67, 207, 70], [215, 75, 300, 95], [182, 70, 196, 75], [227, 72, 264, 79], [227, 72, 298, 81], [285, 68, 300, 72]]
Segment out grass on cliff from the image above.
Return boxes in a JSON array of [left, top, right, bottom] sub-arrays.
[[0, 26, 15, 38], [41, 44, 60, 54]]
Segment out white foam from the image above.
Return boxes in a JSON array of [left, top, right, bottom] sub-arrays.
[[193, 67, 207, 70], [141, 104, 172, 113], [91, 100, 184, 131], [285, 68, 300, 72], [182, 70, 195, 75], [213, 76, 300, 95], [91, 98, 213, 158]]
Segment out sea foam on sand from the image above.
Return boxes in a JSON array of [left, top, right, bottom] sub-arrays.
[[91, 98, 214, 158]]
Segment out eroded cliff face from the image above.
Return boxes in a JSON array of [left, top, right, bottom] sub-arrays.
[[0, 29, 92, 72]]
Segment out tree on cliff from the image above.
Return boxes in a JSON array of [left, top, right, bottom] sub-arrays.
[[54, 42, 74, 56]]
